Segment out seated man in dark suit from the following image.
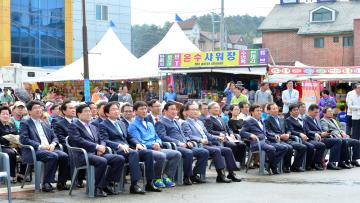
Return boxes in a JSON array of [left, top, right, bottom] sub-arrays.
[[146, 99, 162, 126], [304, 104, 343, 170], [264, 103, 306, 172], [90, 102, 107, 129], [285, 104, 326, 170], [68, 104, 125, 197], [120, 103, 134, 129], [99, 101, 161, 194], [321, 107, 360, 167], [240, 104, 287, 174], [155, 102, 209, 185], [53, 100, 76, 152], [181, 102, 241, 183], [205, 102, 246, 166], [19, 101, 70, 192]]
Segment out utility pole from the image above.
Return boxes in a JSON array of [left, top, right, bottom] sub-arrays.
[[220, 0, 225, 50], [82, 0, 90, 101], [211, 12, 215, 51]]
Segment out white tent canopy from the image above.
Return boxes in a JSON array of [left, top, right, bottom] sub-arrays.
[[27, 28, 139, 82], [137, 23, 200, 78]]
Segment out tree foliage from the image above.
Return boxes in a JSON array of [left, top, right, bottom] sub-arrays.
[[131, 14, 264, 57]]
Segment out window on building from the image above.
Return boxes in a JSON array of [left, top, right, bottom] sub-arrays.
[[96, 5, 108, 21], [311, 7, 334, 22], [343, 36, 353, 47], [314, 37, 324, 48], [333, 36, 339, 43]]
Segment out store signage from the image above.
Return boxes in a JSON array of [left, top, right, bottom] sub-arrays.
[[280, 0, 299, 5], [158, 49, 268, 68], [268, 66, 360, 75]]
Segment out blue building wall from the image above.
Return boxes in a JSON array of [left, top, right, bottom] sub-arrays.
[[72, 0, 131, 61]]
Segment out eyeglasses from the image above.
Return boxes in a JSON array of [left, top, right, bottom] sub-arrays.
[[123, 110, 133, 113]]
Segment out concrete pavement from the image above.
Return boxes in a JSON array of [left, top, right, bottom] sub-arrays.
[[1, 167, 360, 203]]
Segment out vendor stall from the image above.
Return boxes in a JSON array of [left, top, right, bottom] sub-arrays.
[[158, 49, 269, 103]]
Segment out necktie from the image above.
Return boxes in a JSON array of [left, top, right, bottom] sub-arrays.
[[173, 120, 180, 131], [274, 116, 280, 128], [289, 89, 293, 97], [114, 122, 123, 135], [85, 123, 95, 140], [330, 119, 339, 130], [155, 116, 159, 123]]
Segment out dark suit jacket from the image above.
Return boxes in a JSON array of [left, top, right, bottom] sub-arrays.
[[285, 116, 311, 139], [155, 117, 190, 146], [68, 120, 105, 154], [240, 118, 267, 141], [120, 117, 130, 129], [108, 93, 119, 102], [0, 122, 18, 146], [20, 118, 59, 150], [99, 119, 139, 150], [181, 119, 217, 144], [145, 114, 155, 126], [303, 115, 323, 140], [204, 116, 233, 136], [264, 116, 293, 142], [53, 118, 72, 146], [91, 117, 105, 129]]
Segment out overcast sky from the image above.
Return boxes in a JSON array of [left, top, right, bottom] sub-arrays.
[[131, 0, 280, 25]]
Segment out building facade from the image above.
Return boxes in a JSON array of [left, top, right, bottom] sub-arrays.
[[258, 1, 360, 66], [178, 20, 247, 52], [0, 0, 131, 68]]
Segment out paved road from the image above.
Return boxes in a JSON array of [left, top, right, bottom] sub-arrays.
[[1, 167, 360, 203]]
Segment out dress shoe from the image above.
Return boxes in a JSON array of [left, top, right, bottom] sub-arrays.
[[17, 175, 31, 183], [76, 181, 85, 188], [95, 188, 107, 197], [190, 175, 206, 184], [183, 177, 193, 185], [327, 163, 341, 170], [130, 184, 145, 194], [283, 167, 291, 173], [227, 173, 242, 182], [305, 166, 313, 171], [216, 174, 231, 183], [290, 167, 305, 172], [351, 161, 360, 167], [313, 164, 324, 171], [145, 183, 162, 192], [104, 186, 119, 195], [42, 183, 54, 192], [338, 163, 352, 169], [56, 182, 70, 191], [270, 167, 280, 175]]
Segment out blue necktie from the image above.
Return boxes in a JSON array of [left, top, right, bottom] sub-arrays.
[[114, 122, 123, 135], [173, 120, 180, 131]]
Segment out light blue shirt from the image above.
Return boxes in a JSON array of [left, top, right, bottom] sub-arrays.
[[31, 118, 49, 145]]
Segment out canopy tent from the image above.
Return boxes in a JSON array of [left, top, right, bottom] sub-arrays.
[[265, 64, 360, 83], [26, 28, 140, 82], [137, 23, 200, 78]]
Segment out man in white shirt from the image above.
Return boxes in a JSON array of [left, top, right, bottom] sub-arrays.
[[238, 102, 251, 120], [347, 83, 360, 140], [282, 81, 299, 114], [254, 82, 273, 106], [19, 101, 70, 192], [346, 88, 356, 136]]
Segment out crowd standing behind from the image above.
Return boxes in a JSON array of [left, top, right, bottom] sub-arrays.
[[0, 81, 360, 198]]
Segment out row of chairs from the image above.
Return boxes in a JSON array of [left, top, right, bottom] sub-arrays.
[[1, 134, 310, 201]]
